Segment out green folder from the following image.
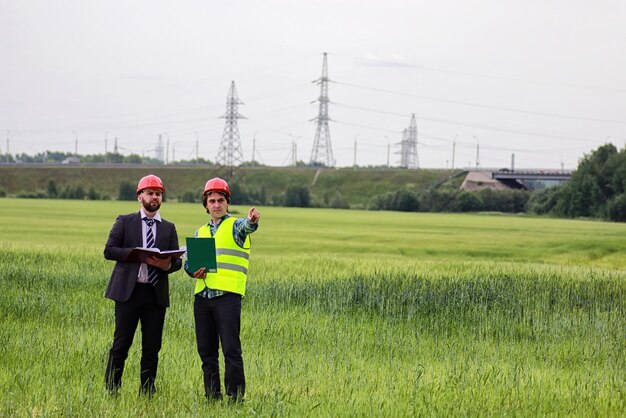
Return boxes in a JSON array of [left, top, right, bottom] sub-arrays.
[[186, 237, 217, 273]]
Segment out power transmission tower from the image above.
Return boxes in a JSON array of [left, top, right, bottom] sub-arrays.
[[73, 131, 78, 155], [396, 129, 408, 168], [451, 135, 457, 170], [156, 134, 164, 162], [309, 52, 334, 167], [473, 136, 480, 170], [104, 131, 108, 164], [216, 81, 246, 167], [397, 114, 419, 169]]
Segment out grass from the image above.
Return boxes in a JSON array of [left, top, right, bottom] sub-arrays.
[[0, 199, 624, 416]]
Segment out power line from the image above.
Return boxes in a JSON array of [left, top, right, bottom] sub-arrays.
[[334, 102, 595, 143], [334, 119, 399, 134], [335, 81, 626, 125], [245, 83, 312, 101]]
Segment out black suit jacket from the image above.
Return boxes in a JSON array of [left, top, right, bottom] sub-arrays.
[[104, 212, 182, 308]]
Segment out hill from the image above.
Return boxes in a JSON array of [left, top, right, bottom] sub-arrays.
[[0, 164, 456, 208]]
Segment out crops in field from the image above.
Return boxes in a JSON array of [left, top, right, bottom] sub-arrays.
[[1, 199, 624, 417]]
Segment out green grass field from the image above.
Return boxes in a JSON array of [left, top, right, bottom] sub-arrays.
[[1, 199, 624, 417]]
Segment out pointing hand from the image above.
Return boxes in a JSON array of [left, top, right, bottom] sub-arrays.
[[248, 207, 260, 223]]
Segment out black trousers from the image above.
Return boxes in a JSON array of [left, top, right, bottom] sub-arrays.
[[194, 292, 245, 400], [105, 283, 166, 394]]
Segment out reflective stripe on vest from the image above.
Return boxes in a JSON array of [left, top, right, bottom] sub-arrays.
[[195, 217, 251, 296], [216, 248, 250, 260]]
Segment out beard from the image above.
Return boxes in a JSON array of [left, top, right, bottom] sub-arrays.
[[141, 198, 161, 213]]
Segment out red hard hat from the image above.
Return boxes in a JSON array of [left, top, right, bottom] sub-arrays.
[[203, 177, 230, 199], [137, 174, 165, 194]]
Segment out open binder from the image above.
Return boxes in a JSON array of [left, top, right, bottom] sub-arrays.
[[124, 247, 186, 263]]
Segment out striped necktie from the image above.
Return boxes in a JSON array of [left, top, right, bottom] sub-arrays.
[[143, 218, 159, 286]]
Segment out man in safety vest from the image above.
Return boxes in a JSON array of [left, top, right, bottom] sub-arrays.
[[185, 177, 260, 402]]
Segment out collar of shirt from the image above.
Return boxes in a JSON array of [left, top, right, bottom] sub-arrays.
[[140, 209, 162, 223], [209, 213, 230, 226], [209, 214, 230, 234]]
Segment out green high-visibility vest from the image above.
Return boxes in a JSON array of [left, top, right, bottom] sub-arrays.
[[194, 217, 251, 296]]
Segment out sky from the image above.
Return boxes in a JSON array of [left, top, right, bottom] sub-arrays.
[[1, 0, 625, 169]]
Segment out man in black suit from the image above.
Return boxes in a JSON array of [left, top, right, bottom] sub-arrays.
[[103, 174, 182, 396]]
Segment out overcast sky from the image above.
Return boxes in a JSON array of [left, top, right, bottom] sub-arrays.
[[2, 0, 625, 169]]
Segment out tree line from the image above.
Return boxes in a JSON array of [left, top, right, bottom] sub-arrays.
[[2, 144, 625, 222], [4, 150, 214, 165]]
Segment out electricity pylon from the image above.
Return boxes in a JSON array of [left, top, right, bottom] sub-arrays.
[[216, 81, 246, 167], [397, 113, 419, 169], [309, 52, 334, 167]]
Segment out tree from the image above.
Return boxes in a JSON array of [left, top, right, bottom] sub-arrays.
[[371, 188, 419, 211], [607, 194, 626, 222], [477, 189, 529, 213], [74, 186, 86, 200], [457, 192, 484, 212], [393, 189, 420, 212], [47, 180, 58, 198], [180, 191, 198, 203], [526, 186, 562, 215], [118, 182, 136, 201], [553, 144, 622, 219], [229, 182, 251, 205], [258, 185, 267, 205], [107, 153, 124, 164], [124, 154, 143, 164], [284, 185, 311, 207], [87, 187, 100, 200], [329, 191, 350, 209]]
